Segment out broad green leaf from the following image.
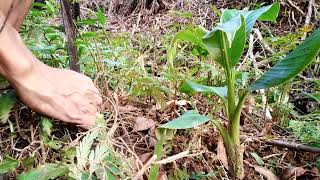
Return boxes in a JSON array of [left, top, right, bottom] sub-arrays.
[[97, 8, 106, 26], [181, 80, 227, 102], [0, 156, 20, 174], [160, 111, 210, 129], [221, 3, 280, 34], [172, 26, 208, 47], [250, 28, 320, 91], [18, 163, 68, 180], [0, 90, 17, 124], [203, 15, 245, 69]]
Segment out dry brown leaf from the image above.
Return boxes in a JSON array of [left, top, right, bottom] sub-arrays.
[[134, 117, 156, 131], [244, 96, 255, 114], [257, 123, 273, 137], [310, 167, 320, 176], [157, 171, 168, 180], [282, 167, 307, 180], [148, 136, 157, 147], [138, 152, 153, 164], [118, 105, 139, 112], [253, 166, 279, 180], [217, 136, 228, 170]]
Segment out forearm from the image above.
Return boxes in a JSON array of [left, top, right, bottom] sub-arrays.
[[0, 0, 33, 30], [0, 13, 36, 82]]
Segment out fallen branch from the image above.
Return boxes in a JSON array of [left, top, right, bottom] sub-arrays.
[[263, 139, 320, 153]]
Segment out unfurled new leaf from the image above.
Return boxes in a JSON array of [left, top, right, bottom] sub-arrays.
[[203, 14, 245, 69], [250, 28, 320, 91], [221, 3, 280, 34], [160, 111, 210, 129]]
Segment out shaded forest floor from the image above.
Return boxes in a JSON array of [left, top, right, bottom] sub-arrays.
[[1, 0, 320, 179]]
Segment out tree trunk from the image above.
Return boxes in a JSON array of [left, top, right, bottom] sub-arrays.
[[60, 0, 80, 72]]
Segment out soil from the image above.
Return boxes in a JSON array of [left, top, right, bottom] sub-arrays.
[[1, 0, 320, 179]]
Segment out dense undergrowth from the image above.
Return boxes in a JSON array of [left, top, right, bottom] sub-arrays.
[[0, 0, 320, 179]]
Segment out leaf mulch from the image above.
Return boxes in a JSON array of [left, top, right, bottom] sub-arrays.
[[1, 0, 320, 179]]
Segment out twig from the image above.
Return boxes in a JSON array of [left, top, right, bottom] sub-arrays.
[[287, 0, 306, 16], [263, 139, 320, 153], [253, 28, 274, 54], [302, 0, 314, 40], [154, 150, 190, 165], [132, 155, 157, 180], [259, 89, 272, 121]]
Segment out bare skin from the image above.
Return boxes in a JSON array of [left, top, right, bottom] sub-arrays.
[[0, 1, 102, 127]]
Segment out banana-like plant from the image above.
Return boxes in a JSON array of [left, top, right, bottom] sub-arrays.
[[155, 3, 320, 179]]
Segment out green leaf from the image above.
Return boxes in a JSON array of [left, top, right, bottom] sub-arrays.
[[316, 157, 320, 170], [77, 131, 99, 169], [81, 172, 97, 180], [18, 163, 68, 180], [250, 28, 320, 91], [0, 75, 9, 89], [97, 8, 106, 26], [21, 157, 35, 170], [45, 1, 55, 15], [221, 3, 280, 34], [77, 19, 97, 26], [160, 111, 210, 129], [304, 92, 320, 103], [203, 14, 245, 69], [250, 152, 264, 165], [172, 26, 208, 47], [168, 26, 208, 68], [0, 156, 20, 174], [40, 117, 53, 136], [181, 80, 227, 102], [0, 90, 17, 124]]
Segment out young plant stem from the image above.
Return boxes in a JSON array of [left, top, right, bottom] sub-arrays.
[[220, 31, 247, 179], [230, 90, 249, 144], [148, 128, 165, 180], [220, 32, 236, 120], [211, 119, 234, 153]]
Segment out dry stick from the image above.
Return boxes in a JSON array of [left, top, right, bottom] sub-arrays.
[[253, 28, 274, 54], [132, 155, 157, 180], [286, 0, 306, 16], [263, 139, 320, 153], [302, 0, 314, 40], [60, 0, 80, 72]]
